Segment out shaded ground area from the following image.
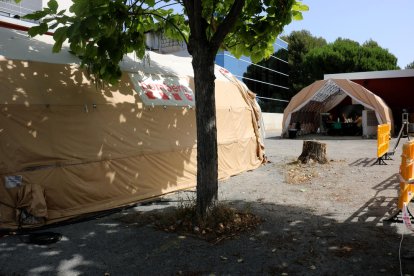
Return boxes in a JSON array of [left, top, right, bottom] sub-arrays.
[[1, 135, 414, 275]]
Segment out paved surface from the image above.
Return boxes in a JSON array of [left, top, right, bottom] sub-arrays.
[[1, 135, 414, 275]]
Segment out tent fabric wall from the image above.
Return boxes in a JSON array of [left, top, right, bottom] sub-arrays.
[[282, 79, 394, 136], [0, 27, 265, 229]]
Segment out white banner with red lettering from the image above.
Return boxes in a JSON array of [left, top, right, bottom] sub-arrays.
[[129, 73, 195, 107]]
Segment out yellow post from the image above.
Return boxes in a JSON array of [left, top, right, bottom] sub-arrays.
[[400, 141, 414, 182], [398, 140, 414, 209], [398, 182, 414, 209], [377, 124, 391, 158]]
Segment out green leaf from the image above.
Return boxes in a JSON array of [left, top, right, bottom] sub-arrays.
[[292, 11, 303, 21], [84, 16, 99, 30], [23, 10, 48, 21], [292, 2, 309, 12], [27, 23, 49, 37], [233, 44, 245, 59], [146, 0, 156, 7], [52, 26, 68, 53], [99, 64, 106, 75], [69, 0, 88, 15], [250, 51, 264, 63], [52, 41, 63, 53], [47, 0, 59, 13], [266, 7, 276, 14], [67, 21, 81, 38], [136, 46, 145, 59]]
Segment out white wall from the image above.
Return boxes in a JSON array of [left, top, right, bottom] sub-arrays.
[[0, 0, 71, 17], [362, 110, 378, 138], [0, 0, 42, 16], [262, 112, 283, 133]]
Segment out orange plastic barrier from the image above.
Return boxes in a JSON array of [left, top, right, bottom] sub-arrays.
[[377, 124, 391, 158], [400, 140, 414, 182], [398, 140, 414, 209], [398, 182, 414, 209]]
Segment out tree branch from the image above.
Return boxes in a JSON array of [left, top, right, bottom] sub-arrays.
[[138, 12, 189, 45], [128, 0, 141, 10], [182, 0, 194, 33], [210, 0, 245, 52], [224, 41, 242, 49], [149, 3, 178, 11], [193, 0, 202, 39]]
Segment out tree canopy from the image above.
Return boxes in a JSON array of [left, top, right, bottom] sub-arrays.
[[24, 0, 308, 84], [406, 61, 414, 69], [23, 0, 308, 218], [282, 30, 399, 93], [281, 30, 326, 92], [304, 38, 399, 82]]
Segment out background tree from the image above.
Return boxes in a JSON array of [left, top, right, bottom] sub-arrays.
[[244, 30, 399, 108], [406, 61, 414, 69], [242, 30, 325, 112], [281, 30, 399, 94], [304, 38, 399, 83], [24, 0, 308, 218], [281, 30, 326, 92]]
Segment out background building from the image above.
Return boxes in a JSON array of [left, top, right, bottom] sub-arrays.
[[0, 0, 42, 18], [325, 69, 414, 133], [0, 0, 73, 29], [215, 38, 290, 113]]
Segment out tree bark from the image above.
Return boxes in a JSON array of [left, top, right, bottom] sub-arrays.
[[192, 47, 218, 219], [183, 0, 246, 219], [298, 140, 328, 164]]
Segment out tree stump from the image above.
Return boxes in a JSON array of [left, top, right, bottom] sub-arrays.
[[298, 140, 328, 164]]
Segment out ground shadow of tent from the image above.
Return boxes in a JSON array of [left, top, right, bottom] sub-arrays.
[[0, 27, 264, 229], [281, 79, 394, 137]]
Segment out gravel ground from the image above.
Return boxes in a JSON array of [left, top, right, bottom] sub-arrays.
[[1, 134, 414, 276]]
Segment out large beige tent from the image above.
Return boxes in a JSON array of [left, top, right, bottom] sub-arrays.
[[0, 26, 265, 229], [281, 79, 394, 137]]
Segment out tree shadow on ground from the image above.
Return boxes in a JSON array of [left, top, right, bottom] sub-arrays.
[[1, 194, 413, 276]]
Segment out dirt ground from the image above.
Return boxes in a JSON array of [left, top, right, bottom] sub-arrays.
[[1, 134, 414, 276]]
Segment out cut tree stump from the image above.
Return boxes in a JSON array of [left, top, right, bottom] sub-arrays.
[[298, 140, 328, 164]]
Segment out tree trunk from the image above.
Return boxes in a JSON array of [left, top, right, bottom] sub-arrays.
[[298, 140, 328, 164], [192, 48, 218, 219]]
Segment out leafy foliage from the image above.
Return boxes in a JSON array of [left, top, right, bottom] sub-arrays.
[[24, 0, 307, 84], [219, 0, 308, 63], [281, 30, 327, 92], [304, 38, 399, 82], [283, 30, 399, 93], [406, 61, 414, 69], [24, 0, 189, 84]]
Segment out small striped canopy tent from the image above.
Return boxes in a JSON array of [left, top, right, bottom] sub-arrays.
[[281, 79, 394, 137]]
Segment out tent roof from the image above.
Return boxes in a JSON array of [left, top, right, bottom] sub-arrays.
[[0, 26, 230, 82], [282, 79, 394, 135], [0, 26, 248, 108]]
